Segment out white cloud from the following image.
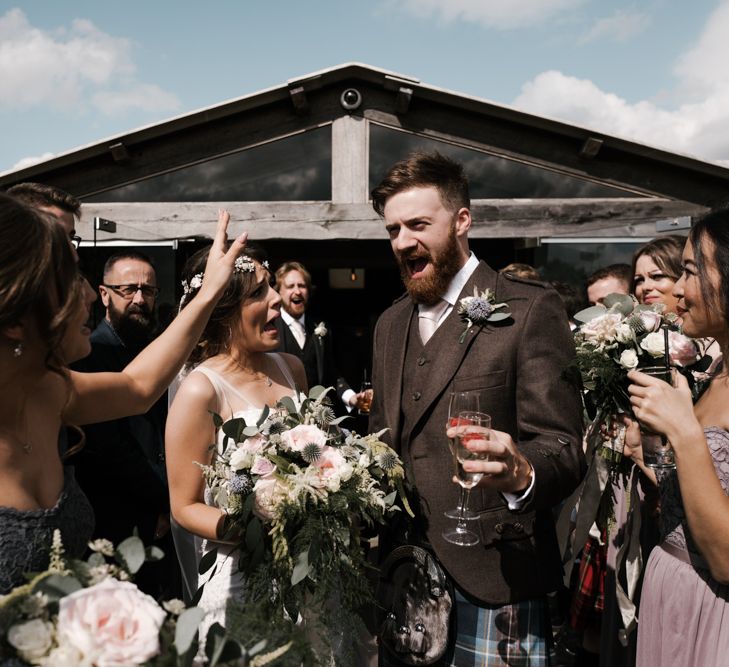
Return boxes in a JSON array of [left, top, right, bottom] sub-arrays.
[[512, 1, 729, 164], [92, 84, 182, 115], [0, 8, 179, 115], [386, 0, 584, 29], [10, 151, 56, 171], [579, 10, 650, 44]]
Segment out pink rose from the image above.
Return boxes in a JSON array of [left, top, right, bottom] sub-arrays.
[[281, 424, 328, 452], [251, 455, 276, 476], [241, 434, 264, 454], [639, 310, 663, 332], [668, 331, 698, 367], [308, 446, 354, 491], [57, 578, 166, 666], [253, 475, 286, 520]]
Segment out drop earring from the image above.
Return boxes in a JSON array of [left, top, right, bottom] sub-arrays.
[[13, 342, 23, 358]]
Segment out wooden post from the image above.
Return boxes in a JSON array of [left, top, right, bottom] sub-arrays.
[[331, 115, 369, 204]]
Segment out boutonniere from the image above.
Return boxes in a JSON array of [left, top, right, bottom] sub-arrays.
[[314, 321, 328, 338], [457, 287, 511, 343]]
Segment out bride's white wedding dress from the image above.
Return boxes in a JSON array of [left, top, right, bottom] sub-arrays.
[[172, 353, 298, 643]]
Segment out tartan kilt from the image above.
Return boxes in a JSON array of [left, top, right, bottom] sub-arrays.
[[381, 589, 552, 667], [567, 533, 606, 633]]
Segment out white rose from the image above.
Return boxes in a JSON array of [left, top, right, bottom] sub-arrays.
[[581, 313, 622, 346], [57, 578, 166, 666], [314, 321, 328, 337], [39, 642, 87, 667], [615, 323, 633, 343], [229, 447, 254, 471], [640, 332, 666, 358], [8, 618, 54, 663], [619, 349, 639, 369]]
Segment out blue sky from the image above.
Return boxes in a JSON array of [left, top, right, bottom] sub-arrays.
[[2, 0, 728, 174]]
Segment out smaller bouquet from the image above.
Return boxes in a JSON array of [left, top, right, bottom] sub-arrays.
[[197, 386, 411, 663], [0, 532, 289, 667], [571, 293, 702, 421]]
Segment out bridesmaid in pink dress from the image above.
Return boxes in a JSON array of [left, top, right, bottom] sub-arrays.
[[628, 209, 729, 667]]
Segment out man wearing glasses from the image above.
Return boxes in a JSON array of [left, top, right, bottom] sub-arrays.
[[72, 252, 179, 598]]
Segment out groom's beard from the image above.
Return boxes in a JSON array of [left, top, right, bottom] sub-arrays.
[[396, 224, 463, 305]]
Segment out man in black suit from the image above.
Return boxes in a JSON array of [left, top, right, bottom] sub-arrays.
[[273, 261, 370, 414], [71, 251, 178, 597]]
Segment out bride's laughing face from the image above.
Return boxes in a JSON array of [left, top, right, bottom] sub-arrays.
[[237, 263, 281, 351]]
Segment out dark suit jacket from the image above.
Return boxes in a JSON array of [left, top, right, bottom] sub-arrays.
[[273, 315, 352, 410], [70, 319, 168, 546], [369, 261, 584, 605]]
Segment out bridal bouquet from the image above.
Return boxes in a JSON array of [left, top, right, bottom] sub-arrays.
[[198, 386, 410, 662], [0, 532, 290, 667]]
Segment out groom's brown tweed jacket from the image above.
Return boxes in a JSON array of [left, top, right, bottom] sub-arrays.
[[369, 261, 585, 605]]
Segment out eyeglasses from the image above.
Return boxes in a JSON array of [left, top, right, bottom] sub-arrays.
[[103, 284, 160, 299], [70, 234, 82, 249]]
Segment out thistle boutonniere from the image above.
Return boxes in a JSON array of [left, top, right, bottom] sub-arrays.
[[314, 321, 328, 338], [457, 287, 511, 343]]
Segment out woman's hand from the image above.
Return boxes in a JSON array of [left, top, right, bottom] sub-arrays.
[[197, 210, 248, 302], [627, 369, 695, 446]]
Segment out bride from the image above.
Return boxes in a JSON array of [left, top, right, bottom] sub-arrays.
[[166, 244, 306, 633]]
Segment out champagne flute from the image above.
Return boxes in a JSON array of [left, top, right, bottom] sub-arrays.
[[358, 370, 373, 416], [442, 410, 491, 547], [445, 391, 482, 520], [637, 365, 676, 472]]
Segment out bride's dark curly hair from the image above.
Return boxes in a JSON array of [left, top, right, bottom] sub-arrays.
[[179, 242, 270, 367]]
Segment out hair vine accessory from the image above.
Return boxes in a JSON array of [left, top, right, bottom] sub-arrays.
[[179, 274, 204, 308], [234, 255, 256, 273], [13, 342, 23, 358]]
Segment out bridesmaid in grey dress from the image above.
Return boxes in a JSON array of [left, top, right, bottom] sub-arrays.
[[628, 208, 729, 667], [0, 196, 246, 592]]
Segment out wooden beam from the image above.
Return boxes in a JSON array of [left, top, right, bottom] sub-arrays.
[[77, 198, 706, 242], [331, 115, 369, 203]]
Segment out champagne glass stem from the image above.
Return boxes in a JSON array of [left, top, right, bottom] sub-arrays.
[[457, 487, 473, 528]]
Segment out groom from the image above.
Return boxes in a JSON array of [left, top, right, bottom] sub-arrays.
[[369, 152, 584, 665]]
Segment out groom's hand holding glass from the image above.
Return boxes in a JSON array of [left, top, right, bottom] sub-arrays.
[[446, 425, 534, 494]]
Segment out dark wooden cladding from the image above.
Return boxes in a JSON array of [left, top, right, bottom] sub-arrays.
[[3, 63, 729, 210], [77, 198, 706, 242]]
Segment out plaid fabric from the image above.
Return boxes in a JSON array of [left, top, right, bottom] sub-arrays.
[[567, 533, 606, 633], [450, 590, 551, 667], [381, 590, 551, 667]]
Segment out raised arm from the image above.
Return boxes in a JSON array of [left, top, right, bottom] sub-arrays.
[[65, 211, 247, 425]]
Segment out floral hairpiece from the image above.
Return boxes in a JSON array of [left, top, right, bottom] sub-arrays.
[[179, 258, 271, 308]]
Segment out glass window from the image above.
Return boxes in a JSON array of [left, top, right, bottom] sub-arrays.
[[86, 127, 331, 202], [369, 125, 644, 198]]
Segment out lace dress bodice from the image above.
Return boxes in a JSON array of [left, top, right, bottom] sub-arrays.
[[0, 467, 94, 593], [659, 427, 729, 565]]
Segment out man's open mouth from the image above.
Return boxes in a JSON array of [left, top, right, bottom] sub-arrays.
[[405, 256, 430, 278]]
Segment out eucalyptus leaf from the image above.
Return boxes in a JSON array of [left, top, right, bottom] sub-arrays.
[[87, 552, 105, 567], [174, 607, 206, 655], [278, 395, 298, 414], [34, 573, 82, 600], [248, 638, 268, 656], [146, 545, 165, 562], [488, 312, 511, 322], [383, 490, 397, 507], [222, 417, 247, 442], [208, 411, 224, 428], [198, 546, 219, 575], [256, 404, 270, 426], [308, 385, 327, 400], [291, 548, 311, 585], [574, 305, 608, 324], [602, 293, 635, 315], [116, 536, 146, 574], [245, 516, 263, 552], [329, 415, 350, 425]]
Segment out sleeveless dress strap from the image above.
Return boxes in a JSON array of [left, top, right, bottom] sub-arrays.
[[269, 352, 299, 393], [190, 366, 239, 420]]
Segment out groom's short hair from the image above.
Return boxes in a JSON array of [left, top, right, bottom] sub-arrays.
[[371, 151, 470, 216]]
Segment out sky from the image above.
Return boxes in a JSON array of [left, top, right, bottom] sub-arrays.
[[2, 0, 729, 174]]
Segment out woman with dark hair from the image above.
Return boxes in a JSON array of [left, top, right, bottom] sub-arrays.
[[165, 244, 306, 633], [628, 209, 729, 666], [631, 234, 686, 315], [0, 195, 245, 593]]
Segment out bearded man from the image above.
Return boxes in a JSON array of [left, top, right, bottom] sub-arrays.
[[71, 251, 178, 598], [369, 152, 584, 666]]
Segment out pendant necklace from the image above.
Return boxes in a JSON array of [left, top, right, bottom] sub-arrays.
[[233, 358, 272, 387]]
